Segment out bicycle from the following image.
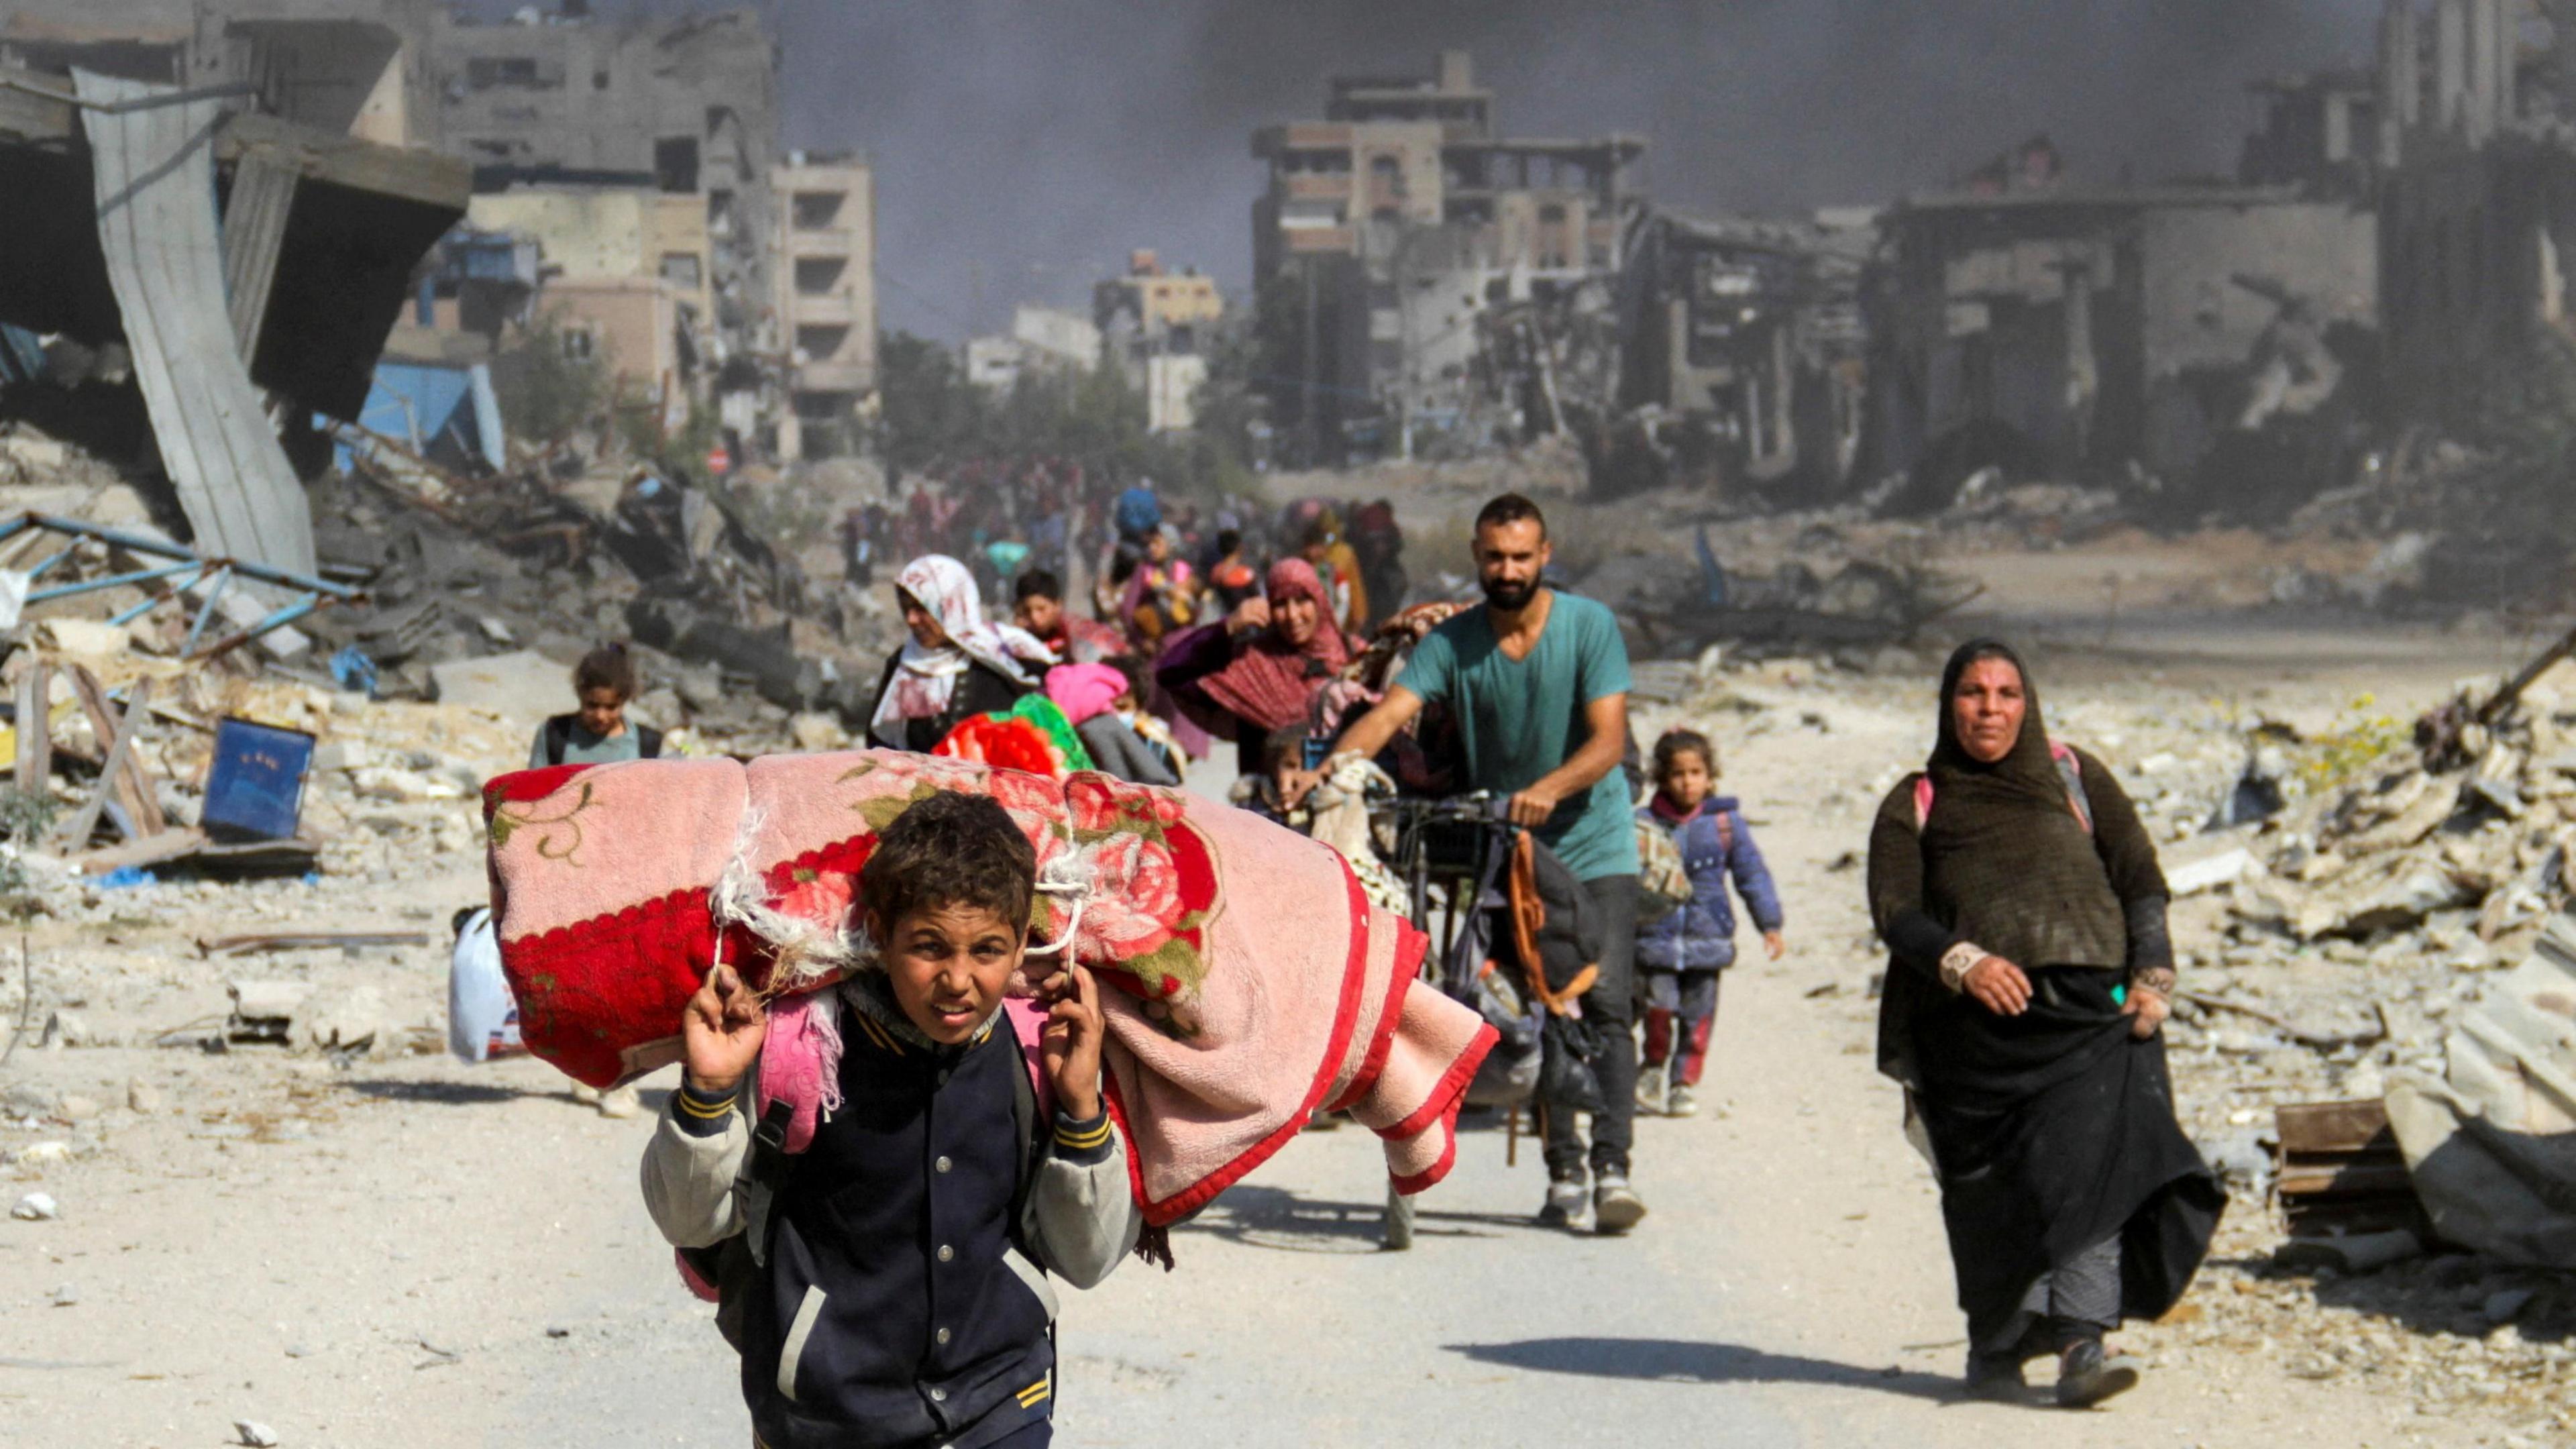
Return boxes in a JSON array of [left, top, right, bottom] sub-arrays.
[[1364, 792, 1515, 1250]]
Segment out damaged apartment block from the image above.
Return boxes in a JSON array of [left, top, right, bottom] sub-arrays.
[[1250, 50, 1646, 462], [1861, 125, 2380, 519], [0, 1, 471, 572], [1613, 210, 1876, 499]]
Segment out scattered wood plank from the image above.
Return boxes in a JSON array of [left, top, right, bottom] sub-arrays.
[[57, 676, 148, 849], [13, 661, 47, 798], [71, 826, 211, 875], [64, 665, 161, 837], [2179, 990, 2390, 1052], [2275, 1098, 2425, 1238], [197, 931, 429, 957]]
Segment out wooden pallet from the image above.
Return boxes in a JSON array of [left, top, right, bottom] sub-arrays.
[[2275, 1098, 2426, 1238]]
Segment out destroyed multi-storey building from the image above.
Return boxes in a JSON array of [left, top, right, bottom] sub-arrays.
[[771, 151, 877, 460], [1617, 209, 1874, 494], [1250, 50, 1646, 460], [1095, 250, 1222, 434], [431, 5, 882, 460], [2371, 0, 2576, 431], [965, 306, 1102, 394], [431, 5, 777, 353], [0, 0, 468, 572], [0, 0, 443, 145], [461, 185, 712, 410], [1862, 150, 2379, 511]]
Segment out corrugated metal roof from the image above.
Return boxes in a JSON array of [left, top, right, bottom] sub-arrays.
[[74, 68, 316, 578]]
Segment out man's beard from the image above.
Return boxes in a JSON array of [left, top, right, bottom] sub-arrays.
[[1480, 574, 1538, 611]]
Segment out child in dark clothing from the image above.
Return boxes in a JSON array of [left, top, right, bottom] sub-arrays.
[[643, 792, 1136, 1449], [1633, 729, 1785, 1118]]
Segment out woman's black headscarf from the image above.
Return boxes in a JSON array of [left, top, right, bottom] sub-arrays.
[[1917, 640, 2127, 970]]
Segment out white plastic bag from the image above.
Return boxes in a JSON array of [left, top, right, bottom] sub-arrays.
[[446, 907, 524, 1063]]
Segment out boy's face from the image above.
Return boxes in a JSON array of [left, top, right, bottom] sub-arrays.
[[1662, 753, 1713, 810], [877, 902, 1023, 1044], [1015, 593, 1063, 638]]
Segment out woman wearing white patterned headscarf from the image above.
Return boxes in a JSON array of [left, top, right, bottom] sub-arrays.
[[867, 555, 1056, 751]]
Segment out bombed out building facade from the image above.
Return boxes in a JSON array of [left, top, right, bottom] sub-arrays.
[[0, 0, 876, 464], [1250, 51, 1647, 461]]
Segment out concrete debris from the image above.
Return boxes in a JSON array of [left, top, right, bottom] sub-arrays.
[[226, 981, 315, 1044], [2272, 1228, 2425, 1275], [125, 1077, 162, 1115], [2165, 843, 2257, 898], [233, 1421, 279, 1448], [11, 1191, 58, 1220], [2384, 912, 2576, 1267], [298, 985, 389, 1059]]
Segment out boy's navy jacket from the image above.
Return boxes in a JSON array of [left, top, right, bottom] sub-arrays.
[[641, 985, 1138, 1449], [1635, 796, 1783, 972]]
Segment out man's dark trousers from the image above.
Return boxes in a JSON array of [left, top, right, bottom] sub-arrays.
[[1542, 873, 1640, 1179]]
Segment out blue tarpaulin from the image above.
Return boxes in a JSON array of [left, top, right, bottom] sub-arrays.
[[340, 359, 505, 474]]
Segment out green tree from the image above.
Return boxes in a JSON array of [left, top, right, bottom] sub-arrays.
[[496, 313, 612, 444], [875, 330, 989, 473]]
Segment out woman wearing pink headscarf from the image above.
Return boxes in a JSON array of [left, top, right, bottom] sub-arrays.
[[866, 555, 1054, 752], [1157, 558, 1350, 780]]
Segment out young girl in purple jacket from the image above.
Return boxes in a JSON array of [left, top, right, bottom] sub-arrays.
[[1634, 729, 1786, 1116]]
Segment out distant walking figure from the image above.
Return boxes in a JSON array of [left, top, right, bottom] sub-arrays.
[[1866, 640, 2221, 1409]]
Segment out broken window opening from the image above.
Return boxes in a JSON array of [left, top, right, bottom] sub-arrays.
[[562, 327, 598, 361], [793, 191, 846, 231], [794, 257, 848, 295], [661, 253, 705, 291], [464, 56, 549, 91], [654, 136, 701, 194], [797, 324, 851, 360]]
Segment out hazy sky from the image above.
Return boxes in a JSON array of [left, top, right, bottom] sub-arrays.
[[466, 1, 2387, 339]]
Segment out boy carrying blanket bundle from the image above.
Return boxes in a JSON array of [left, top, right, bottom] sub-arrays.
[[642, 792, 1138, 1449]]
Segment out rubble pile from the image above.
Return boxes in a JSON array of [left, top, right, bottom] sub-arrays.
[[313, 442, 885, 749]]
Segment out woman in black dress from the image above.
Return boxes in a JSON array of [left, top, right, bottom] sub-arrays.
[[1867, 639, 2221, 1408]]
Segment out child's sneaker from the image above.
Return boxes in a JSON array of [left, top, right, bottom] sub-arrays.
[[1634, 1064, 1669, 1116], [1667, 1084, 1700, 1118]]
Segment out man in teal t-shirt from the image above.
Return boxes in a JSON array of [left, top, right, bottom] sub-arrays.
[[1296, 492, 1647, 1237]]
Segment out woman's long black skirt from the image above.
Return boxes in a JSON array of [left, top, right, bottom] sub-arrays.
[[1910, 965, 2224, 1350]]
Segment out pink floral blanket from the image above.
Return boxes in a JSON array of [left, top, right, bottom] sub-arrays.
[[483, 750, 1495, 1225]]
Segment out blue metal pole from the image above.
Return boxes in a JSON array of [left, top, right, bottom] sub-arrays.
[[106, 565, 207, 625], [26, 560, 204, 605], [183, 567, 233, 655], [189, 594, 322, 663]]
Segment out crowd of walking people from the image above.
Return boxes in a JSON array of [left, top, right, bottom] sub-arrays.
[[617, 472, 2220, 1443]]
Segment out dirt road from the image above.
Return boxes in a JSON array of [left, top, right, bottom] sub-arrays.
[[0, 637, 2534, 1448]]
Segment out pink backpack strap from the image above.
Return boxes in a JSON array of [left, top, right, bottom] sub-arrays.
[[1002, 996, 1056, 1120], [755, 990, 844, 1156], [1913, 749, 2092, 835], [2049, 742, 2093, 834]]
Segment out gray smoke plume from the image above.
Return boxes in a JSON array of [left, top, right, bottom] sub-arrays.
[[467, 1, 2382, 338]]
